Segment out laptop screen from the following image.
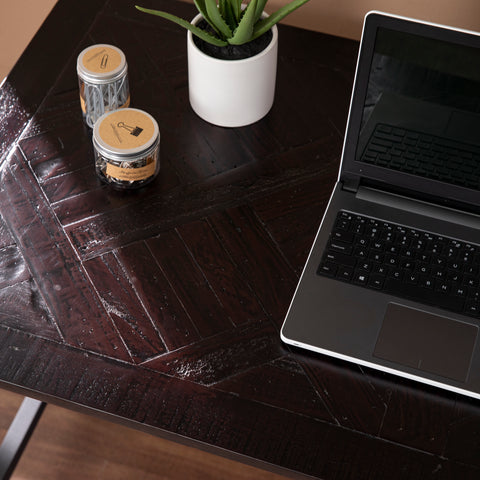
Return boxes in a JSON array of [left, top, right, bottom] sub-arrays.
[[342, 13, 480, 211]]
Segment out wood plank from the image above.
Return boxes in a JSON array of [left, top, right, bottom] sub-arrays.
[[208, 206, 297, 326], [114, 241, 200, 352], [376, 376, 456, 456], [441, 396, 480, 467], [147, 229, 237, 338], [0, 215, 15, 249], [143, 322, 284, 385], [0, 150, 131, 360], [0, 245, 30, 289], [298, 353, 398, 437], [0, 82, 30, 161], [83, 251, 167, 363], [177, 218, 268, 327], [214, 356, 334, 422], [0, 280, 59, 340]]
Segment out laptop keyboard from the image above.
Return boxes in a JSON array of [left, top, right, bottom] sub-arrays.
[[317, 210, 480, 319], [361, 123, 480, 189]]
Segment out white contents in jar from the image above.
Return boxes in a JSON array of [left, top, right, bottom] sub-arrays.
[[77, 44, 130, 128]]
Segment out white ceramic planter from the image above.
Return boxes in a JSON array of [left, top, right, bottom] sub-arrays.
[[187, 12, 278, 128]]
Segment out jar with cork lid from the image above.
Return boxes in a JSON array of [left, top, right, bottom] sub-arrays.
[[92, 108, 160, 189], [77, 44, 130, 128]]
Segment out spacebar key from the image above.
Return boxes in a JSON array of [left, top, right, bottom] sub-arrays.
[[383, 278, 465, 314]]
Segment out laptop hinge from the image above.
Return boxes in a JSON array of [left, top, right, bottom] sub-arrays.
[[341, 175, 360, 193]]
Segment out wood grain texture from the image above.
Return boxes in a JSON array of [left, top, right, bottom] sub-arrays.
[[1, 1, 480, 479]]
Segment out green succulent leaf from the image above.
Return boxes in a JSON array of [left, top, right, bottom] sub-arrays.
[[135, 6, 228, 46], [228, 0, 258, 45], [222, 0, 237, 32], [231, 0, 242, 22], [218, 0, 225, 17], [193, 0, 208, 19], [204, 0, 232, 39], [252, 0, 311, 40], [254, 0, 269, 23], [137, 0, 311, 47], [193, 0, 222, 38]]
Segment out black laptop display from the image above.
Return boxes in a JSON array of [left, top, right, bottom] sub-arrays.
[[281, 12, 480, 399]]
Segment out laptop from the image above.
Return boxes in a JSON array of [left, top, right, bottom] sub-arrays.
[[281, 11, 480, 399]]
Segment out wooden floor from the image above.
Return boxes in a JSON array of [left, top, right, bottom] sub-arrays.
[[0, 389, 288, 479]]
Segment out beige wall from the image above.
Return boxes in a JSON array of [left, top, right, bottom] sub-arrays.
[[183, 0, 480, 39], [0, 0, 57, 79]]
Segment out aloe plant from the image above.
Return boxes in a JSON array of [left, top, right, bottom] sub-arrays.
[[136, 0, 310, 47]]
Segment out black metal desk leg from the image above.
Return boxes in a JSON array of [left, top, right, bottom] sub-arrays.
[[0, 397, 46, 479]]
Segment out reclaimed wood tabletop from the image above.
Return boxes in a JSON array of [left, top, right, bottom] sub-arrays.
[[1, 0, 480, 478]]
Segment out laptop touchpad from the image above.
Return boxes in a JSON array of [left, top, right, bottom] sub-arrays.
[[373, 303, 477, 382]]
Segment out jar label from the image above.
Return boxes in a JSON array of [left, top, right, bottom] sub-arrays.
[[98, 109, 156, 151], [105, 160, 156, 182], [82, 46, 123, 74]]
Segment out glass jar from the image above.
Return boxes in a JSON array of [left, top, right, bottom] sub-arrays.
[[77, 44, 130, 128], [92, 108, 160, 189]]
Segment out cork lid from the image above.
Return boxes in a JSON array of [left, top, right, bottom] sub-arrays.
[[77, 44, 127, 83], [93, 108, 159, 159]]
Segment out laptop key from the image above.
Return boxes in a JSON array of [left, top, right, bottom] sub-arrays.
[[337, 266, 354, 280], [332, 230, 355, 243], [318, 261, 337, 276], [464, 302, 480, 317], [330, 240, 353, 255], [325, 250, 357, 267], [369, 274, 385, 289], [353, 271, 369, 285]]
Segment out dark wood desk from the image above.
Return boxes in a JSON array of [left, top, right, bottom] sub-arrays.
[[1, 1, 480, 478]]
